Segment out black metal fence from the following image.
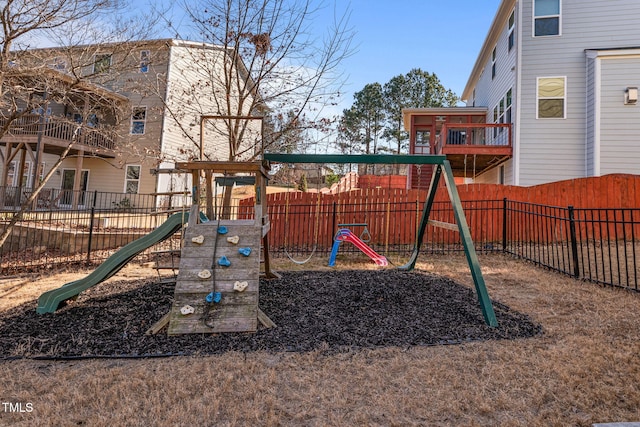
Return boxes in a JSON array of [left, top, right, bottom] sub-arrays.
[[504, 201, 639, 290], [1, 189, 639, 292], [0, 185, 185, 211], [0, 187, 190, 274]]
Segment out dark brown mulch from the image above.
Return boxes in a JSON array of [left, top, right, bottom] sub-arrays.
[[0, 270, 541, 358]]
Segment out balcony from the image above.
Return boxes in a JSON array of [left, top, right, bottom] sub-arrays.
[[403, 108, 515, 181], [0, 114, 117, 158], [436, 123, 512, 177]]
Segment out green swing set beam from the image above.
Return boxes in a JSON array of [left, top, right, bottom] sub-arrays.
[[263, 153, 498, 327]]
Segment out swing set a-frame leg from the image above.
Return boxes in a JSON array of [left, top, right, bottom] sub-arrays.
[[400, 160, 498, 327]]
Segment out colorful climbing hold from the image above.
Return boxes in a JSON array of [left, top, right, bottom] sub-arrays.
[[218, 256, 231, 267], [197, 269, 212, 279], [191, 235, 205, 245], [233, 281, 248, 292], [180, 305, 195, 315], [227, 235, 240, 245], [205, 292, 222, 304], [217, 226, 228, 235], [238, 247, 252, 257]]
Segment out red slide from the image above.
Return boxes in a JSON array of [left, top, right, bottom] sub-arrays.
[[336, 229, 388, 266]]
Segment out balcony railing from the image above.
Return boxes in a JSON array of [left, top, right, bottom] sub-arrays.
[[435, 123, 512, 154], [0, 114, 116, 151]]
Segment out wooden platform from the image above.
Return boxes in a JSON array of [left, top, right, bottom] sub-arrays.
[[167, 220, 261, 335]]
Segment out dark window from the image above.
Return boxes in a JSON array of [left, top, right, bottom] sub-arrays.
[[534, 0, 560, 37]]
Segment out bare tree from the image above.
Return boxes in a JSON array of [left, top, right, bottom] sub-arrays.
[[156, 0, 353, 162], [0, 0, 161, 248]]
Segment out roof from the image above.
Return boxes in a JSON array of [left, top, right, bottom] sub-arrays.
[[402, 107, 488, 131], [5, 67, 129, 104], [461, 0, 516, 102]]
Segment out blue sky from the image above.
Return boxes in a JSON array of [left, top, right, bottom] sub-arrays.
[[159, 0, 503, 110], [324, 0, 503, 105]]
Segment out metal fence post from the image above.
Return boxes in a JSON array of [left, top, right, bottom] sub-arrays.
[[502, 197, 508, 252], [331, 201, 336, 248], [86, 190, 98, 264], [568, 206, 581, 278]]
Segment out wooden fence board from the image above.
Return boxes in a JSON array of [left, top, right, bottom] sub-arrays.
[[238, 174, 640, 251]]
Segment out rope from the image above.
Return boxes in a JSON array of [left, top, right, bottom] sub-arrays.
[[201, 172, 226, 328], [283, 189, 321, 264]]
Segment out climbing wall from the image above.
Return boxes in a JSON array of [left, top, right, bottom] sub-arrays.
[[167, 220, 261, 335]]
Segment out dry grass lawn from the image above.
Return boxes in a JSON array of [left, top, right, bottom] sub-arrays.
[[1, 254, 640, 426]]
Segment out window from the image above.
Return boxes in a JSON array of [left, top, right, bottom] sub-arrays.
[[491, 47, 497, 79], [38, 162, 46, 185], [505, 89, 512, 124], [508, 11, 515, 51], [534, 0, 560, 37], [140, 50, 149, 73], [125, 165, 141, 194], [51, 57, 67, 71], [494, 89, 513, 138], [537, 77, 566, 119], [8, 161, 32, 187], [414, 130, 431, 154], [130, 107, 146, 134], [7, 162, 16, 186], [93, 53, 112, 73], [31, 106, 52, 123]]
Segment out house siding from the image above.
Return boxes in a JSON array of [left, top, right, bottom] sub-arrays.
[[473, 6, 517, 128], [517, 0, 640, 185], [162, 43, 261, 165], [465, 0, 640, 186], [598, 55, 640, 175], [1, 40, 262, 202], [475, 159, 514, 184], [465, 3, 517, 184]]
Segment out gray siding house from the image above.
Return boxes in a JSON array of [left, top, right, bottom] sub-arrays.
[[404, 0, 640, 186], [465, 0, 640, 185], [1, 39, 262, 208]]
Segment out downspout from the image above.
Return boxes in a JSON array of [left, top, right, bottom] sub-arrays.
[[513, 0, 523, 185], [593, 55, 601, 176]]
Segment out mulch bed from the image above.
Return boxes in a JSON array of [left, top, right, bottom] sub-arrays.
[[0, 270, 541, 358]]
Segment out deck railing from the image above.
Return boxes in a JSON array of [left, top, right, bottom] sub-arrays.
[[0, 114, 116, 151], [436, 123, 512, 153]]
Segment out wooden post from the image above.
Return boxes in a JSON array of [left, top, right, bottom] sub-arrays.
[[205, 169, 213, 220]]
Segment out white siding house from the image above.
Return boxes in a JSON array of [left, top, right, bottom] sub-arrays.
[[462, 0, 640, 185]]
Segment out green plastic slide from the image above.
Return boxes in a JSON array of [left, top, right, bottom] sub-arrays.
[[36, 211, 191, 314]]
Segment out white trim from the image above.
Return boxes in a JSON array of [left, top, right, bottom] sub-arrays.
[[586, 48, 640, 59], [593, 57, 601, 177], [514, 0, 523, 185]]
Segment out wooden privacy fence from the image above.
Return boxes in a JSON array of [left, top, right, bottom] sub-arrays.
[[241, 188, 506, 253], [239, 174, 640, 253]]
